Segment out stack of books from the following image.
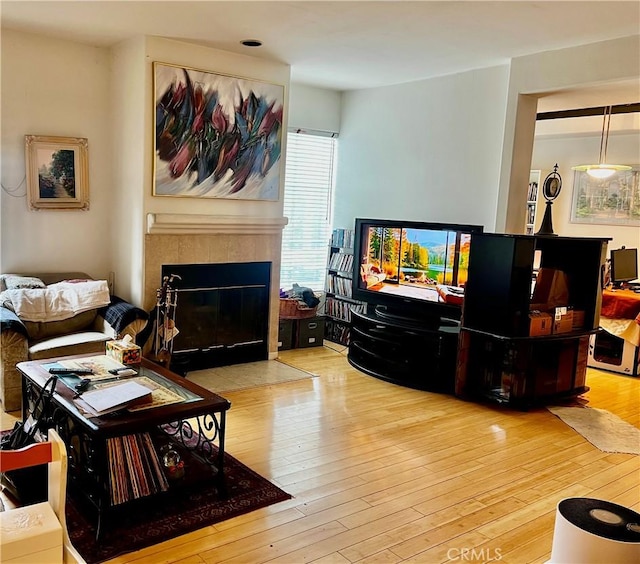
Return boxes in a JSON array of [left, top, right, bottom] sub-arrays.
[[106, 432, 170, 505]]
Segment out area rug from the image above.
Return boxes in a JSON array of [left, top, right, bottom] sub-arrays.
[[187, 359, 316, 393], [65, 449, 291, 564], [548, 406, 640, 454]]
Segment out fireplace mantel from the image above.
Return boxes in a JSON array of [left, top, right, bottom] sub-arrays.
[[147, 213, 288, 235], [143, 213, 286, 360]]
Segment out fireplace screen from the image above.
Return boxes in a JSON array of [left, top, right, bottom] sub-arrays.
[[161, 262, 271, 372], [173, 286, 267, 352]]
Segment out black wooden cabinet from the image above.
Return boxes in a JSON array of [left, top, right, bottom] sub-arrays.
[[348, 309, 459, 393], [456, 233, 609, 407]]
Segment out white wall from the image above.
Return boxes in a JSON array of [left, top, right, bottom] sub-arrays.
[[498, 35, 640, 234], [1, 30, 293, 304], [1, 30, 113, 278], [333, 65, 510, 231], [288, 83, 341, 133], [111, 36, 146, 302], [112, 37, 291, 303], [3, 29, 637, 298]]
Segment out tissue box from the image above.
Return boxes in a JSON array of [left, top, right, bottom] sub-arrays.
[[106, 339, 141, 365]]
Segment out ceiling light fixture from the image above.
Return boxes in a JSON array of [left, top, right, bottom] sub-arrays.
[[241, 39, 263, 47], [572, 105, 632, 179]]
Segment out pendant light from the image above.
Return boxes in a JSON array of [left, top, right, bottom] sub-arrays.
[[572, 105, 631, 179]]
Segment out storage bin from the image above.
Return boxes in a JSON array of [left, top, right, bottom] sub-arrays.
[[278, 319, 294, 350], [279, 298, 318, 320], [296, 316, 325, 348]]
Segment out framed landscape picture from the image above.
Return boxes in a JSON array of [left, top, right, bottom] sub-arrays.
[[153, 62, 284, 201], [570, 167, 640, 226], [25, 135, 89, 210]]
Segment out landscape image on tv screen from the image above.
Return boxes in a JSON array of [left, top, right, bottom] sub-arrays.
[[358, 226, 472, 303]]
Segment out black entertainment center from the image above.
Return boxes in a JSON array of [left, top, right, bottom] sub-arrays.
[[456, 233, 609, 407], [344, 218, 610, 406], [349, 308, 461, 393], [346, 218, 483, 392]]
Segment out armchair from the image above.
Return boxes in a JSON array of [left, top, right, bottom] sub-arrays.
[[0, 273, 148, 412]]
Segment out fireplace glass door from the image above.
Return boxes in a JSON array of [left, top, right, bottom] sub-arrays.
[[162, 262, 271, 373]]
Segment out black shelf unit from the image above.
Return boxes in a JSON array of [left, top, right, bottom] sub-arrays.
[[456, 233, 610, 408], [324, 229, 366, 346], [348, 309, 460, 393]]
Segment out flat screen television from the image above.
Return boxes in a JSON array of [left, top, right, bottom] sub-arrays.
[[610, 247, 638, 288], [352, 218, 484, 326]]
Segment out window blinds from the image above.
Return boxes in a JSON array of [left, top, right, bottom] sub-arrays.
[[280, 131, 337, 291]]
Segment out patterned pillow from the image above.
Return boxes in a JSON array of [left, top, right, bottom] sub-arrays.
[[2, 275, 46, 290]]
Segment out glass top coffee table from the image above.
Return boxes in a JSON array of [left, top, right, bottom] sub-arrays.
[[18, 354, 231, 540]]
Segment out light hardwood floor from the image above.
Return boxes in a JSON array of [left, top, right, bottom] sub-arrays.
[[3, 344, 638, 563]]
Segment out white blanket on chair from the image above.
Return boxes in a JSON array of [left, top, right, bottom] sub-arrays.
[[0, 280, 111, 322]]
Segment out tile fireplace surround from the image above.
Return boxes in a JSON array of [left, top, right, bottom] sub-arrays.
[[144, 213, 287, 360]]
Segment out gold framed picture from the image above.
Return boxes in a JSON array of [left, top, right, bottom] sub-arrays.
[[25, 135, 89, 210]]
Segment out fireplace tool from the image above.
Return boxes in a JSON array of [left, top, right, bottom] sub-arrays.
[[151, 273, 181, 368]]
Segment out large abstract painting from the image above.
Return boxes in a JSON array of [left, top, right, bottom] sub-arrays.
[[570, 168, 640, 226], [153, 62, 284, 200]]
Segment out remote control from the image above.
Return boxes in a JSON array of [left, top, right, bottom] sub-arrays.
[[75, 378, 91, 392], [109, 367, 133, 375], [73, 378, 92, 398], [49, 367, 93, 375], [108, 368, 137, 377]]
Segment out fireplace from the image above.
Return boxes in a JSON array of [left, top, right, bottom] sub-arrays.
[[161, 262, 271, 375], [143, 213, 287, 369]]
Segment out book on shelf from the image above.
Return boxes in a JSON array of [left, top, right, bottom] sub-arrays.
[[331, 228, 355, 249], [326, 273, 353, 298], [325, 296, 366, 322], [325, 319, 351, 345], [328, 252, 354, 273]]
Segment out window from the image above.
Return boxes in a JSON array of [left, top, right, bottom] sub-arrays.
[[280, 130, 337, 292]]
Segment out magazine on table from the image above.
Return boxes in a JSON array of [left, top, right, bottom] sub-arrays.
[[56, 354, 133, 380], [74, 380, 153, 416]]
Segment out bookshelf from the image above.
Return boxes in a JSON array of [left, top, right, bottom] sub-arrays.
[[324, 228, 366, 346], [525, 170, 541, 235]]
